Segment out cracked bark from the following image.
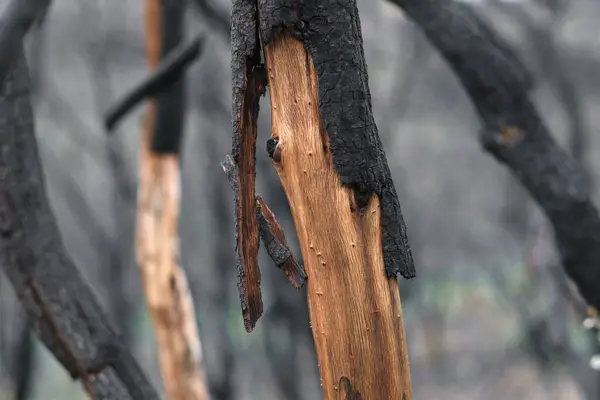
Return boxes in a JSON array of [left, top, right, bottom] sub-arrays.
[[0, 50, 158, 400], [391, 0, 600, 312]]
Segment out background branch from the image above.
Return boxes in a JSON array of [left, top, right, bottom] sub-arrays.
[[104, 35, 204, 133], [391, 0, 600, 312], [0, 0, 51, 83], [0, 49, 158, 400]]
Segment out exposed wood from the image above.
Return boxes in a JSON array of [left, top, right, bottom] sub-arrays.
[[256, 195, 305, 288], [229, 0, 265, 332], [135, 0, 209, 398], [391, 0, 600, 312], [221, 156, 305, 290], [263, 34, 412, 399], [0, 47, 159, 400]]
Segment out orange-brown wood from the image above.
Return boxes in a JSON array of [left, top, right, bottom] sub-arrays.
[[235, 79, 262, 331], [136, 1, 209, 399], [264, 35, 412, 399]]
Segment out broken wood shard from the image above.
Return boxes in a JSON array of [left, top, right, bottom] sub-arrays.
[[229, 0, 265, 333], [256, 195, 306, 288], [222, 156, 303, 301], [221, 150, 262, 332]]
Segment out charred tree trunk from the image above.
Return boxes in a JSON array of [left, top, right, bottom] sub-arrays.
[[0, 1, 158, 398], [0, 43, 158, 400], [226, 1, 415, 398]]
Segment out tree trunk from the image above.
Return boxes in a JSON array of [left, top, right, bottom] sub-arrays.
[[135, 0, 209, 398], [229, 1, 415, 398], [265, 34, 411, 400]]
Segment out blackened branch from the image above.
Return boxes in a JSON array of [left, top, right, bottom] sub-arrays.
[[391, 0, 600, 310], [0, 50, 159, 400], [104, 34, 204, 132], [0, 0, 52, 84]]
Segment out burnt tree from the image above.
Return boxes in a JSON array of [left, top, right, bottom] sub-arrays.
[[390, 0, 600, 313], [225, 1, 415, 398]]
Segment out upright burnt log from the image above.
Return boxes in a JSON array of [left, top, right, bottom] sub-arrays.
[[226, 1, 415, 397]]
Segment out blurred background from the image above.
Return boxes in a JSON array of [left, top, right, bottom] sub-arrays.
[[1, 0, 600, 398]]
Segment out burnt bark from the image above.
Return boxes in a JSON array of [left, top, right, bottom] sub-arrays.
[[0, 50, 158, 400], [391, 0, 600, 311], [256, 0, 415, 280]]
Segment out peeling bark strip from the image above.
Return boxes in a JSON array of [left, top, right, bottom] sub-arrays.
[[222, 155, 304, 288], [230, 0, 267, 332], [257, 0, 415, 280], [392, 0, 600, 310], [256, 195, 306, 288], [135, 0, 210, 398], [0, 51, 158, 400]]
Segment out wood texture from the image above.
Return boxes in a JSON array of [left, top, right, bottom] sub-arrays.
[[230, 0, 264, 332], [264, 35, 412, 399], [135, 0, 209, 398]]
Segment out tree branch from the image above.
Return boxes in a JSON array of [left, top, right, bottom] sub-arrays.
[[0, 49, 159, 399], [0, 0, 51, 84], [390, 0, 600, 310], [104, 34, 204, 132]]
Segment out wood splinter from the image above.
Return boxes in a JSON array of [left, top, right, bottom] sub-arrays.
[[256, 195, 306, 288], [221, 154, 305, 328]]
